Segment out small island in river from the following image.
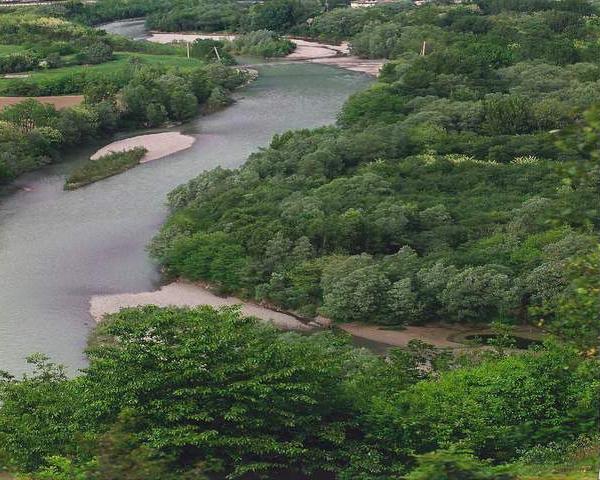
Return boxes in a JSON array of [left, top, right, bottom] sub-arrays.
[[91, 132, 196, 163]]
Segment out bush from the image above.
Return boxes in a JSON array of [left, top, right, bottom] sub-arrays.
[[228, 30, 296, 58], [64, 147, 147, 190], [406, 449, 515, 480]]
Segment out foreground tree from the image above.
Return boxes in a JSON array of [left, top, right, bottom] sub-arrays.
[[0, 307, 395, 478]]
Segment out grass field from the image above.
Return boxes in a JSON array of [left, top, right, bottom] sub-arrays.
[[0, 44, 25, 55], [9, 52, 202, 82], [0, 52, 204, 95]]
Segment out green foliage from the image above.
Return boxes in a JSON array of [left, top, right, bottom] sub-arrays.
[[0, 53, 203, 97], [145, 0, 244, 33], [162, 232, 248, 291], [0, 34, 246, 182], [375, 343, 599, 461], [190, 39, 235, 65], [405, 448, 514, 480], [0, 307, 402, 478], [0, 308, 597, 478], [241, 0, 322, 33], [0, 354, 80, 471], [62, 0, 168, 25], [152, 0, 600, 328], [228, 30, 295, 58], [546, 249, 600, 352], [64, 147, 147, 190]]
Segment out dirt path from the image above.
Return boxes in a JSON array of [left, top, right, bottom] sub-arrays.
[[0, 95, 83, 110]]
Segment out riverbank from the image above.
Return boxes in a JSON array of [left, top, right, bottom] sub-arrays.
[[0, 19, 373, 375], [144, 32, 384, 76], [90, 280, 543, 351], [90, 280, 314, 331], [90, 132, 196, 163]]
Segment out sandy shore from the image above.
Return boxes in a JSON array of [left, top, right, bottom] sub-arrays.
[[90, 281, 311, 331], [144, 33, 384, 76], [309, 56, 384, 76], [287, 38, 348, 59], [91, 132, 195, 163], [147, 32, 237, 43], [0, 94, 83, 110]]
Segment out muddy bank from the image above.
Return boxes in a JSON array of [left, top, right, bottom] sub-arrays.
[[340, 323, 467, 348], [91, 132, 196, 163], [90, 281, 313, 331], [340, 323, 545, 349]]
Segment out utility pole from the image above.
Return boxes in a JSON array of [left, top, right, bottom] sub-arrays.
[[420, 41, 427, 56], [213, 46, 222, 62], [186, 41, 190, 59]]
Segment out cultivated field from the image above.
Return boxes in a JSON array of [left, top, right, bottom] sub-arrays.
[[0, 94, 83, 109]]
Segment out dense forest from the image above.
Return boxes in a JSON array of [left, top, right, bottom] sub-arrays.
[[0, 0, 598, 479], [153, 0, 600, 335]]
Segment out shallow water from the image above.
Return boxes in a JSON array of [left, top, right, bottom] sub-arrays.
[[0, 21, 372, 375]]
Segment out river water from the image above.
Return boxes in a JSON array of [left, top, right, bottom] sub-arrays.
[[0, 20, 372, 375]]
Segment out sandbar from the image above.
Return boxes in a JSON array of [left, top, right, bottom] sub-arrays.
[[90, 280, 311, 331], [91, 132, 195, 163]]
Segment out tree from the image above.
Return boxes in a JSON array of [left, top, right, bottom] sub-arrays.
[[375, 344, 598, 461], [483, 94, 535, 135], [321, 256, 391, 322], [77, 41, 113, 64], [387, 278, 424, 324], [162, 232, 247, 292], [76, 306, 374, 478], [0, 99, 58, 133], [439, 266, 514, 322], [548, 249, 600, 353], [406, 448, 515, 480], [0, 354, 79, 471]]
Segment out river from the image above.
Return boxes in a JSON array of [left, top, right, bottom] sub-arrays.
[[0, 20, 373, 375]]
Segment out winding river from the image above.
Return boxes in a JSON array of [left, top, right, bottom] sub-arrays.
[[0, 20, 372, 374]]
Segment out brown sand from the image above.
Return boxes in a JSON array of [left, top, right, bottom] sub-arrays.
[[91, 132, 195, 163], [340, 323, 467, 348], [90, 281, 311, 331], [0, 95, 83, 110]]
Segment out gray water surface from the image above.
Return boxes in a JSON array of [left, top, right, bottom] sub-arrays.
[[0, 21, 372, 374]]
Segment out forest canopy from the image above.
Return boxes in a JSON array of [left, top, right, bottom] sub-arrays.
[[152, 0, 600, 333]]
